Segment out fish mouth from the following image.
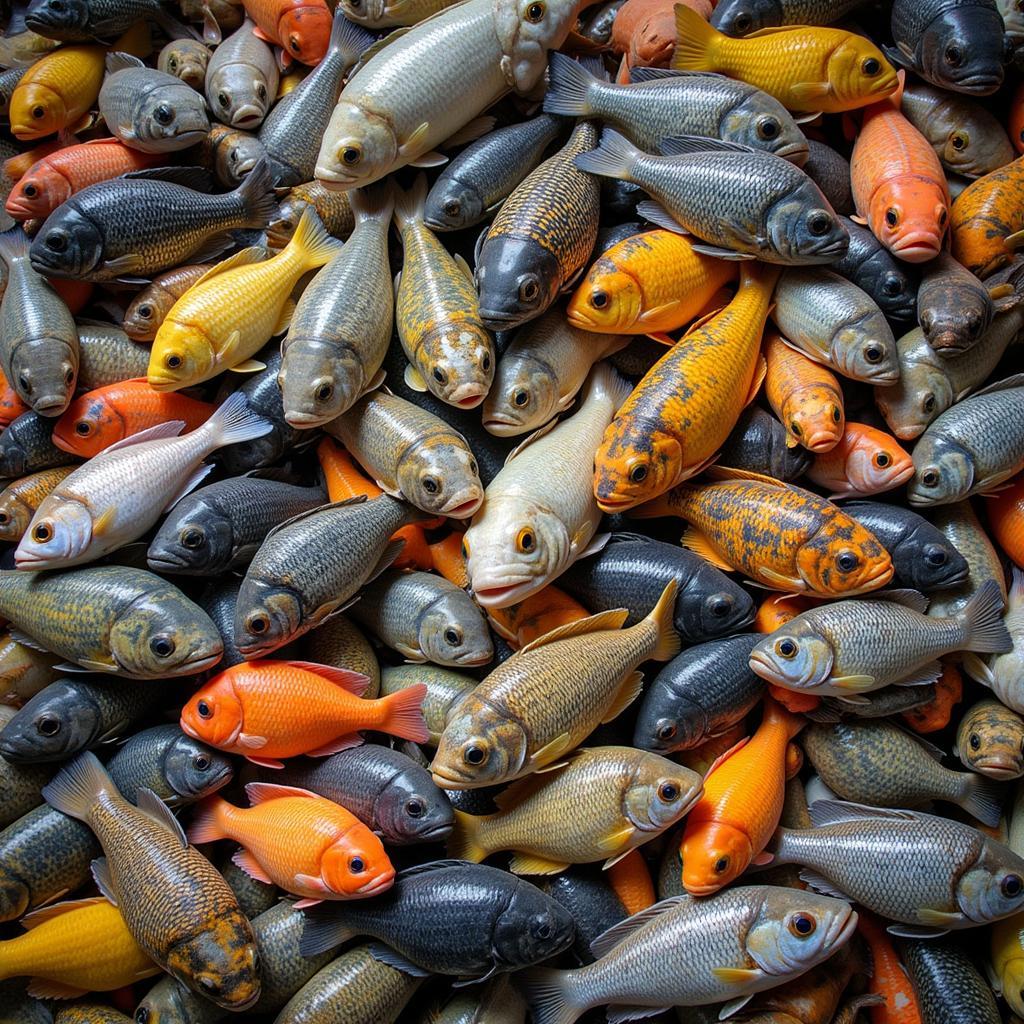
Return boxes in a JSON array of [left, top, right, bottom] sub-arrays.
[[886, 464, 915, 488], [314, 164, 359, 190], [284, 410, 327, 427], [415, 822, 453, 842], [471, 576, 536, 609], [805, 236, 849, 260], [478, 309, 525, 329], [825, 907, 858, 952], [804, 432, 841, 452], [147, 376, 179, 391], [180, 720, 200, 740], [31, 395, 69, 415], [442, 496, 482, 518], [840, 560, 895, 596], [455, 649, 494, 667], [50, 432, 81, 454], [353, 871, 396, 897], [233, 157, 258, 178], [146, 553, 191, 572], [4, 198, 37, 218], [683, 878, 727, 896], [936, 565, 969, 588], [14, 549, 59, 570], [231, 106, 263, 129], [953, 73, 1003, 93], [970, 757, 1023, 779], [449, 384, 488, 408], [865, 368, 899, 387], [748, 649, 791, 686], [775, 141, 810, 165], [890, 233, 942, 263], [223, 986, 261, 1012], [481, 415, 524, 436], [567, 308, 599, 328], [178, 651, 225, 674], [430, 767, 474, 789], [170, 130, 210, 148], [596, 495, 639, 512]]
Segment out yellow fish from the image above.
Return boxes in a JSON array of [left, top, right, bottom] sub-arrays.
[[992, 911, 1024, 1018], [149, 207, 343, 390], [672, 5, 898, 114], [0, 896, 158, 998]]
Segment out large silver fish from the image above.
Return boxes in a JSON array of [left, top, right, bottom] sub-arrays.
[[205, 19, 278, 130]]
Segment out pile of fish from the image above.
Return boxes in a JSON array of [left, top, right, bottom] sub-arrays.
[[1, 0, 1024, 1019]]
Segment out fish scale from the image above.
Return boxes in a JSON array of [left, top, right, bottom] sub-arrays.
[[902, 940, 1002, 1024]]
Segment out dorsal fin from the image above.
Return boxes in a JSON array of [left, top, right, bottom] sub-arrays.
[[245, 781, 319, 805], [100, 419, 185, 454], [518, 608, 629, 654], [590, 896, 692, 959], [21, 896, 109, 929], [263, 495, 366, 541], [189, 246, 267, 288], [136, 788, 187, 848], [970, 373, 1024, 399], [283, 660, 369, 696]]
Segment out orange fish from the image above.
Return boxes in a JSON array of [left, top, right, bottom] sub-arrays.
[[242, 0, 331, 66], [188, 781, 395, 906], [1012, 80, 1024, 156], [764, 330, 845, 453], [607, 848, 656, 915], [754, 592, 817, 634], [180, 659, 429, 768], [486, 585, 590, 649], [857, 912, 923, 1024], [851, 72, 950, 263], [0, 366, 29, 428], [593, 262, 778, 513], [951, 154, 1024, 277], [2, 140, 65, 183], [5, 140, 163, 222], [901, 659, 962, 735], [805, 421, 914, 500], [51, 278, 92, 315], [680, 696, 803, 895], [986, 473, 1024, 569], [611, 0, 712, 80], [51, 380, 215, 458], [428, 530, 470, 588]]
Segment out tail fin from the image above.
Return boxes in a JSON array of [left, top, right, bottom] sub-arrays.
[[380, 682, 429, 743], [0, 227, 28, 268], [206, 391, 273, 448], [959, 579, 1012, 654], [643, 579, 681, 662], [739, 260, 782, 295], [1011, 566, 1024, 605], [41, 750, 112, 823], [287, 207, 345, 269], [329, 7, 375, 61], [186, 795, 229, 844], [349, 182, 395, 226], [584, 361, 633, 417], [542, 52, 598, 118], [236, 158, 278, 229], [518, 967, 584, 1024], [574, 128, 641, 183], [299, 905, 357, 957], [956, 772, 1003, 828], [392, 173, 428, 232], [672, 3, 719, 71], [762, 694, 805, 741], [446, 809, 489, 863]]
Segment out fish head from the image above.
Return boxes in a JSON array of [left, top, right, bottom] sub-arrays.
[[5, 165, 69, 221], [29, 205, 103, 279], [52, 391, 121, 457], [917, 7, 1007, 95], [320, 832, 396, 898], [748, 889, 857, 976], [710, 0, 781, 36], [828, 316, 899, 386], [148, 320, 217, 391], [430, 702, 528, 789], [0, 866, 29, 922], [767, 182, 848, 263], [493, 0, 581, 93], [165, 911, 260, 1011], [316, 102, 399, 189], [14, 496, 92, 570], [423, 180, 486, 232], [863, 255, 917, 321], [266, 197, 308, 250], [10, 82, 66, 140], [477, 237, 561, 332], [633, 684, 705, 753], [783, 386, 844, 453], [681, 821, 753, 895], [0, 680, 94, 761], [492, 880, 576, 967], [919, 292, 989, 354], [481, 353, 561, 436], [160, 42, 212, 90], [825, 37, 898, 107], [133, 975, 205, 1023], [956, 703, 1024, 779], [123, 289, 168, 341], [419, 595, 494, 668], [958, 844, 1024, 924], [24, 0, 90, 35], [208, 68, 271, 130], [134, 90, 211, 153], [214, 131, 264, 187], [8, 336, 76, 416], [397, 440, 483, 519], [941, 123, 1008, 179], [841, 428, 914, 496], [279, 338, 364, 428], [0, 491, 32, 543], [233, 578, 303, 657], [148, 507, 233, 575], [567, 259, 642, 332], [338, 0, 387, 24], [748, 622, 834, 689], [868, 183, 948, 264], [180, 677, 244, 749], [895, 524, 969, 592], [907, 435, 974, 507], [162, 731, 235, 802], [373, 766, 455, 844], [593, 425, 683, 514], [873, 352, 951, 442], [418, 325, 495, 408], [278, 4, 332, 66], [722, 94, 809, 165], [624, 760, 702, 832], [678, 565, 754, 639], [797, 516, 893, 596]]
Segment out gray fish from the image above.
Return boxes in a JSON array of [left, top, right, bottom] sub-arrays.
[[76, 324, 150, 390], [418, 974, 526, 1024], [219, 852, 277, 919], [831, 216, 917, 321], [205, 19, 278, 130], [379, 663, 476, 746], [197, 579, 247, 669], [99, 52, 211, 153], [711, 0, 865, 34], [0, 410, 77, 478], [901, 938, 1002, 1024], [539, 867, 628, 965], [26, 0, 194, 41], [0, 749, 50, 828], [158, 39, 213, 90], [916, 251, 994, 353], [198, 123, 267, 188], [304, 614, 380, 698], [0, 66, 27, 120], [801, 139, 854, 216]]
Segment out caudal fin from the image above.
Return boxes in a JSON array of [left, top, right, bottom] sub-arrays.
[[0, 226, 28, 268], [956, 772, 1003, 827], [329, 6, 375, 62], [584, 361, 633, 417], [299, 904, 357, 957], [574, 128, 641, 184], [959, 579, 1013, 654], [349, 182, 394, 226], [288, 207, 345, 269], [236, 158, 278, 229], [518, 967, 585, 1024], [643, 579, 681, 662], [392, 173, 428, 232], [380, 682, 430, 743], [186, 795, 229, 844], [205, 391, 273, 449], [41, 750, 113, 824], [542, 52, 598, 118], [672, 4, 719, 71], [446, 809, 489, 863]]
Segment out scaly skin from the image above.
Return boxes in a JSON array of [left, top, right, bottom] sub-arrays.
[[9, 45, 105, 139], [125, 267, 216, 345], [0, 466, 74, 542], [955, 699, 1024, 779], [380, 664, 475, 743], [952, 155, 1024, 276]]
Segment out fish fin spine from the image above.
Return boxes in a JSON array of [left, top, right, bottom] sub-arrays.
[[519, 966, 584, 1024], [288, 207, 344, 269], [542, 51, 597, 117], [644, 578, 680, 662], [40, 750, 113, 824], [958, 772, 1003, 828], [959, 579, 1012, 654], [392, 172, 428, 230], [187, 795, 229, 844], [671, 3, 717, 71], [207, 391, 273, 448]]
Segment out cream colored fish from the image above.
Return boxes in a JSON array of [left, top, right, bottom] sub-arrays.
[[464, 361, 631, 610], [148, 208, 343, 390]]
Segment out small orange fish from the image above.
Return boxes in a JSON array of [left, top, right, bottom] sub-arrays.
[[486, 585, 591, 649], [805, 421, 914, 500], [606, 848, 656, 915], [857, 911, 923, 1023], [0, 367, 29, 428], [180, 659, 429, 768], [611, 0, 713, 80], [680, 696, 803, 895], [242, 0, 331, 65], [986, 473, 1024, 569], [901, 659, 962, 735], [951, 154, 1024, 277], [754, 592, 817, 634], [188, 782, 395, 905], [851, 72, 950, 263], [51, 380, 215, 458]]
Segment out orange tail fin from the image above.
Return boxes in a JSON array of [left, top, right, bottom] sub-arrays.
[[187, 796, 230, 844], [380, 683, 430, 743]]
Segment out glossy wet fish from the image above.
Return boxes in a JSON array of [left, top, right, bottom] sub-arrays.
[[379, 663, 476, 746], [917, 251, 994, 353], [0, 466, 74, 543], [76, 325, 150, 389], [805, 421, 914, 499], [967, 567, 1024, 714], [0, 631, 62, 707], [903, 938, 1001, 1024], [205, 19, 278, 130], [242, 0, 332, 67], [304, 613, 380, 698], [955, 698, 1024, 780], [799, 139, 853, 217], [717, 406, 813, 481], [710, 0, 865, 34], [198, 124, 268, 188], [26, 0, 192, 40], [951, 154, 1024, 277], [266, 180, 354, 249], [158, 38, 213, 90], [10, 42, 106, 140], [831, 215, 917, 320]]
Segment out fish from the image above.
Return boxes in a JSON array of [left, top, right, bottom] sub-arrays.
[[633, 633, 763, 753], [0, 29, 60, 70], [555, 532, 755, 644], [75, 325, 151, 389], [916, 251, 995, 353], [266, 742, 454, 844], [886, 0, 1010, 96], [717, 406, 813, 481], [750, 582, 1011, 698], [969, 567, 1024, 714], [0, 411, 77, 478], [955, 698, 1024, 780], [241, 0, 332, 67], [0, 227, 78, 416], [98, 53, 211, 153], [464, 363, 630, 608], [482, 308, 628, 436], [611, 0, 712, 76], [147, 473, 325, 576], [710, 0, 867, 35], [856, 912, 923, 1024], [519, 885, 857, 1024], [303, 613, 381, 697], [0, 896, 158, 998], [124, 268, 212, 340], [379, 663, 477, 747], [324, 390, 485, 518], [266, 180, 354, 249], [0, 466, 74, 542], [576, 131, 849, 264], [42, 752, 260, 1008], [449, 745, 703, 874], [475, 120, 601, 332], [197, 123, 268, 188], [802, 719, 1002, 824], [9, 43, 105, 140], [831, 215, 918, 320], [0, 632, 62, 708], [567, 229, 737, 338], [430, 582, 679, 789], [850, 72, 951, 263], [0, 368, 30, 430], [419, 975, 527, 1024], [0, 742, 50, 827], [279, 187, 392, 427], [0, 676, 149, 763], [908, 374, 1024, 505], [26, 0, 192, 41], [347, 569, 493, 668], [188, 781, 395, 902], [633, 469, 895, 597], [991, 911, 1024, 1019], [393, 174, 494, 405], [158, 38, 213, 90], [842, 500, 970, 592], [951, 154, 1024, 277], [338, 0, 461, 25], [314, 0, 582, 190], [29, 162, 277, 282], [593, 262, 777, 512], [764, 329, 845, 453], [805, 421, 914, 499], [424, 114, 567, 232], [205, 20, 278, 130], [772, 268, 899, 385], [257, 10, 373, 187], [180, 658, 428, 766], [0, 565, 224, 677], [4, 139, 163, 223], [181, 0, 246, 44], [671, 5, 898, 113], [539, 866, 631, 964], [15, 392, 271, 569]]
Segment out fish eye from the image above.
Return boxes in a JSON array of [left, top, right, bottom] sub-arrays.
[[136, 304, 153, 319], [246, 613, 269, 634], [154, 103, 174, 126], [923, 393, 935, 414], [461, 537, 470, 559], [788, 912, 816, 936], [197, 699, 212, 718], [136, 1011, 150, 1024], [0, 511, 7, 524], [885, 207, 899, 228], [831, 406, 841, 423], [881, 274, 901, 297], [44, 230, 68, 253], [31, 104, 45, 119], [629, 462, 648, 483], [37, 714, 60, 736], [714, 855, 730, 874], [349, 0, 361, 7], [1003, 874, 1023, 898], [950, 131, 968, 152], [733, 11, 750, 29], [481, 353, 490, 372], [150, 635, 176, 658], [31, 522, 52, 542], [193, 754, 210, 770], [970, 732, 981, 750], [656, 721, 676, 741], [256, 82, 267, 100], [938, 208, 948, 227], [861, 56, 880, 76], [807, 211, 832, 237], [165, 353, 183, 369], [288, 33, 301, 53], [405, 798, 424, 817], [513, 388, 529, 407], [921, 468, 940, 488], [74, 420, 91, 436], [658, 781, 679, 801], [525, 0, 544, 20], [349, 856, 365, 873], [463, 743, 486, 765], [923, 544, 947, 567], [590, 289, 609, 309], [790, 420, 803, 437], [836, 550, 859, 573], [314, 381, 334, 403], [516, 527, 535, 552], [756, 116, 779, 140], [469, 459, 478, 476], [775, 637, 797, 659], [341, 145, 361, 166], [64, 367, 74, 386], [21, 182, 37, 198], [443, 199, 460, 217], [180, 527, 204, 549], [519, 276, 540, 303], [864, 342, 884, 364], [443, 626, 462, 646], [422, 476, 439, 494], [168, 56, 178, 70], [432, 366, 447, 385], [874, 451, 891, 468], [945, 43, 963, 67], [217, 91, 230, 109], [709, 596, 732, 617], [17, 376, 30, 394]]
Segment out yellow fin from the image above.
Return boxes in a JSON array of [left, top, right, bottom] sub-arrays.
[[704, 465, 786, 487], [91, 505, 117, 538], [404, 363, 428, 392], [988, 283, 1014, 301], [596, 824, 637, 853], [400, 121, 431, 156], [21, 895, 107, 929], [671, 4, 717, 71], [789, 81, 833, 104], [526, 732, 573, 770], [757, 567, 805, 590], [518, 608, 629, 654], [27, 979, 88, 999], [712, 967, 762, 984], [454, 252, 474, 283], [644, 579, 681, 662], [230, 358, 266, 373], [191, 246, 266, 287], [680, 526, 734, 573], [601, 669, 644, 724], [917, 909, 964, 927], [446, 809, 489, 862], [830, 674, 878, 691], [508, 852, 571, 875]]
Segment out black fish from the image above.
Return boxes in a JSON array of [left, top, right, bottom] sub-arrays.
[[833, 216, 917, 321]]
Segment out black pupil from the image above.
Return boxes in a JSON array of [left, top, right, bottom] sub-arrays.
[[715, 857, 728, 872], [198, 700, 211, 717], [838, 554, 856, 571], [407, 800, 423, 816], [1006, 875, 1022, 896], [432, 367, 445, 383], [711, 597, 730, 617], [885, 210, 898, 227], [75, 421, 90, 435], [794, 915, 813, 934], [970, 734, 981, 750], [38, 716, 59, 735], [866, 345, 883, 363], [882, 277, 900, 296], [863, 58, 879, 74], [249, 615, 268, 633], [182, 529, 203, 548], [630, 464, 647, 483], [444, 628, 459, 645], [46, 232, 67, 252], [877, 453, 890, 467], [946, 45, 962, 66], [535, 921, 551, 938], [343, 148, 359, 164], [466, 745, 484, 764], [923, 471, 939, 487], [660, 784, 677, 800], [809, 214, 829, 236], [522, 532, 533, 550], [315, 382, 333, 402], [167, 355, 182, 368], [194, 756, 210, 770], [761, 119, 778, 138], [138, 305, 152, 318], [514, 390, 528, 406], [780, 640, 795, 656], [657, 723, 675, 740], [953, 134, 966, 150], [926, 548, 946, 566], [592, 290, 608, 308], [33, 524, 50, 541], [155, 104, 173, 125], [151, 637, 173, 657], [351, 857, 364, 872], [444, 200, 460, 216], [23, 184, 36, 197], [423, 478, 438, 494]]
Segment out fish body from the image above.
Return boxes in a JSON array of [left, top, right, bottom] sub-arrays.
[[612, 0, 712, 74], [916, 251, 994, 353], [159, 39, 213, 89], [304, 613, 380, 697], [26, 0, 189, 41], [955, 697, 1024, 779], [711, 0, 866, 34], [267, 180, 355, 249], [380, 663, 476, 746], [9, 44, 105, 139], [0, 466, 74, 542], [992, 911, 1024, 1019], [0, 633, 61, 707], [975, 567, 1024, 713], [802, 138, 854, 215], [904, 939, 1000, 1023], [338, 0, 460, 25], [76, 325, 150, 389], [857, 912, 922, 1024], [831, 215, 917, 320], [805, 421, 914, 499], [0, 413, 76, 478], [198, 123, 268, 188], [951, 155, 1024, 276], [205, 20, 278, 130], [717, 406, 813, 481], [241, 0, 331, 66], [0, 752, 50, 828]]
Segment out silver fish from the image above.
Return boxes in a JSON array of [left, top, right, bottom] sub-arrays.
[[205, 19, 278, 130], [964, 568, 1024, 715], [158, 39, 213, 91]]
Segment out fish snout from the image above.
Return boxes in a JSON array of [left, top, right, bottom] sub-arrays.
[[230, 105, 264, 129], [890, 231, 944, 263]]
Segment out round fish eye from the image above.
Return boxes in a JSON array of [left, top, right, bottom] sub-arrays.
[[193, 754, 211, 770], [513, 388, 529, 407], [406, 798, 424, 817], [256, 82, 267, 100], [950, 131, 968, 152], [881, 275, 901, 297], [789, 913, 816, 936], [154, 103, 174, 126], [288, 32, 301, 53], [32, 104, 45, 119], [0, 512, 7, 524], [197, 699, 212, 718], [168, 56, 178, 70], [137, 304, 153, 319], [656, 721, 676, 741], [775, 638, 797, 658], [341, 146, 361, 165], [443, 199, 460, 217], [945, 43, 963, 67], [757, 117, 779, 140], [32, 522, 51, 542], [534, 919, 552, 938], [74, 420, 91, 436], [432, 366, 447, 384], [831, 406, 841, 423], [924, 545, 947, 567], [17, 376, 30, 394], [165, 353, 183, 369], [864, 343, 884, 364], [218, 91, 229, 108], [862, 57, 880, 75], [591, 289, 609, 309], [658, 782, 679, 801], [525, 0, 544, 20], [150, 635, 176, 658], [710, 596, 731, 617], [314, 381, 334, 403], [1003, 874, 1023, 898], [22, 183, 37, 198], [921, 469, 940, 488], [938, 209, 948, 226], [247, 613, 269, 634], [349, 856, 365, 873], [482, 353, 490, 371], [885, 208, 899, 228], [836, 551, 859, 572], [443, 626, 462, 646], [808, 212, 832, 236], [45, 230, 68, 253], [180, 527, 204, 549], [464, 744, 486, 765], [422, 476, 439, 494], [733, 11, 750, 29], [714, 856, 730, 873], [790, 421, 803, 437], [136, 1010, 150, 1023], [629, 463, 648, 483], [970, 733, 981, 750], [516, 527, 535, 552], [519, 277, 540, 302], [37, 715, 60, 736], [64, 367, 74, 386], [874, 452, 891, 468], [923, 394, 936, 413]]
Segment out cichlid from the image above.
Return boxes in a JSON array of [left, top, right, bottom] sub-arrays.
[[831, 215, 918, 320], [380, 663, 476, 747], [159, 38, 213, 90], [711, 0, 867, 35], [205, 20, 278, 130], [955, 698, 1024, 780], [198, 123, 268, 188], [916, 250, 995, 354], [241, 0, 332, 67], [0, 751, 50, 829], [26, 0, 192, 40], [926, 500, 1006, 620], [805, 421, 914, 500], [0, 466, 74, 542]]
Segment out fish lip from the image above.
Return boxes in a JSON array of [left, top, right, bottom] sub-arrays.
[[14, 550, 53, 569], [283, 411, 326, 427], [478, 309, 523, 329], [179, 651, 224, 674], [748, 648, 787, 685], [953, 74, 1003, 91], [936, 565, 969, 587], [230, 106, 263, 129], [470, 576, 534, 608], [451, 387, 486, 408], [224, 986, 261, 1012], [146, 553, 190, 571], [50, 433, 79, 454], [683, 879, 725, 896], [775, 141, 810, 163], [442, 497, 482, 517], [806, 237, 849, 259], [180, 719, 200, 740], [970, 758, 1023, 779], [169, 130, 210, 148], [430, 767, 472, 789], [354, 871, 396, 897], [234, 157, 258, 177], [596, 495, 637, 512], [481, 414, 522, 429], [804, 432, 841, 452], [843, 561, 895, 595], [825, 907, 858, 951], [415, 822, 453, 841], [887, 464, 915, 488]]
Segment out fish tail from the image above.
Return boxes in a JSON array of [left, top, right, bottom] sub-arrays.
[[762, 694, 805, 740], [288, 207, 345, 269], [542, 51, 597, 118], [0, 226, 27, 268], [519, 967, 585, 1024], [738, 260, 782, 294], [956, 772, 1003, 828], [349, 182, 395, 226], [672, 3, 718, 71], [446, 809, 489, 863], [328, 7, 375, 59], [298, 907, 357, 957], [574, 128, 640, 183], [585, 361, 633, 416], [41, 750, 112, 824], [205, 391, 273, 448], [186, 795, 229, 844], [235, 157, 278, 230], [380, 682, 430, 743], [959, 579, 1013, 654], [644, 579, 681, 662], [392, 173, 428, 231]]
